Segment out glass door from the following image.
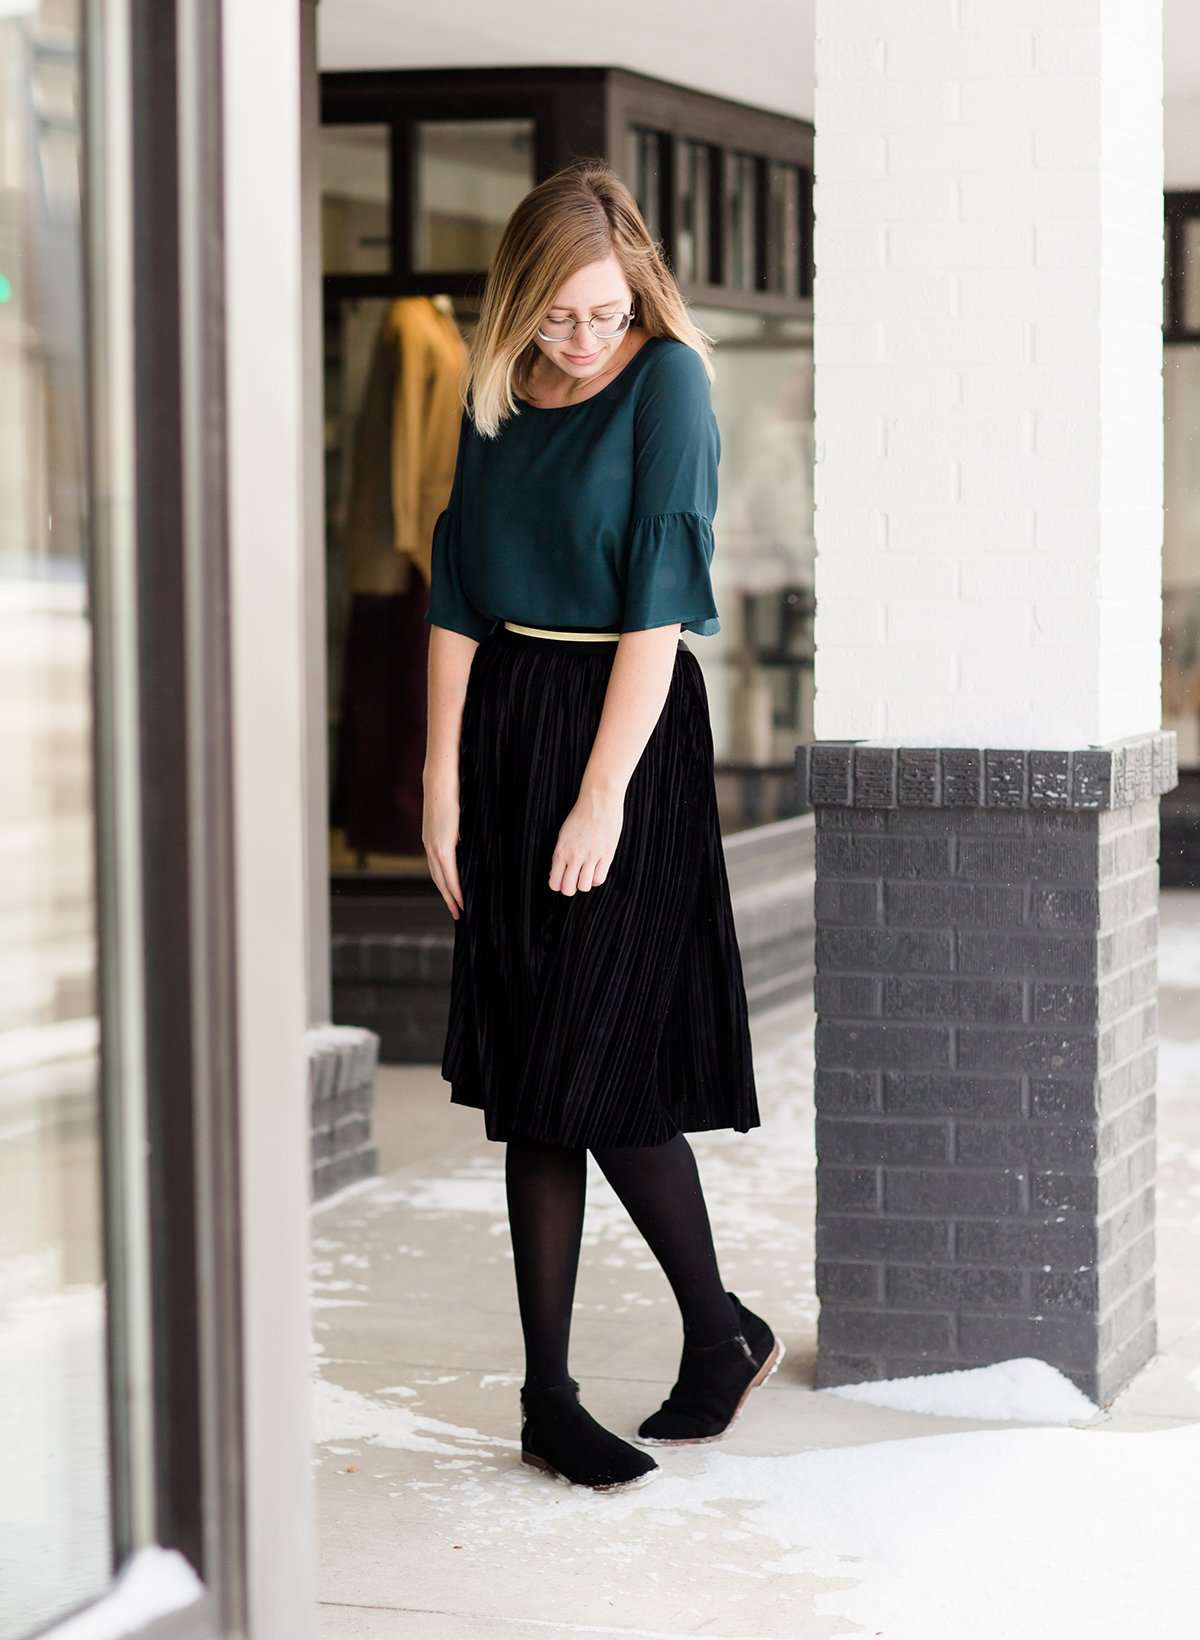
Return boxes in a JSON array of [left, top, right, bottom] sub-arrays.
[[0, 3, 121, 1627], [2, 1, 245, 1634]]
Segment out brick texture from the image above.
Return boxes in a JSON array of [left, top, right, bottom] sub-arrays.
[[308, 1024, 380, 1202], [809, 793, 1163, 1405]]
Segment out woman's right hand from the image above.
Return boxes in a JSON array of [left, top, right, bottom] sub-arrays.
[[422, 770, 465, 920]]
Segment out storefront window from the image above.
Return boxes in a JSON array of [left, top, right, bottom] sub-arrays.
[[678, 138, 716, 285], [628, 125, 668, 246], [1162, 197, 1200, 770], [1184, 217, 1200, 335], [325, 293, 473, 875], [321, 122, 390, 274], [0, 1, 112, 1629], [1163, 347, 1200, 768], [689, 306, 815, 825], [725, 150, 760, 291], [413, 118, 535, 271], [766, 159, 801, 297]]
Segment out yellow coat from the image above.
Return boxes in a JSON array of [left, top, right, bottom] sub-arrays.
[[343, 296, 468, 595]]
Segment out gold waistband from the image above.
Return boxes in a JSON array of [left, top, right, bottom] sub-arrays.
[[503, 620, 621, 642]]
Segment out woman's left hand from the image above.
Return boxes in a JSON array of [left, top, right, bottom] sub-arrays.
[[549, 784, 625, 895]]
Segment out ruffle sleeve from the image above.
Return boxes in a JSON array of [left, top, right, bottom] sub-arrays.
[[621, 509, 720, 636], [620, 342, 722, 637], [423, 409, 495, 642]]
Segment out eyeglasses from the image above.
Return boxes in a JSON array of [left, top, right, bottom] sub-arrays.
[[536, 305, 635, 344]]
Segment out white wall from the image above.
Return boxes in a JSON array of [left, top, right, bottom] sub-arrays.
[[811, 0, 1164, 749], [223, 1, 317, 1634]]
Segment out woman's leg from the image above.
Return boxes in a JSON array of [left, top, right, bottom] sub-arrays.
[[592, 1132, 782, 1444], [589, 1132, 739, 1344], [505, 1132, 660, 1488], [504, 1133, 588, 1390]]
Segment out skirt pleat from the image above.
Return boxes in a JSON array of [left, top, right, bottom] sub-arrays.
[[441, 624, 760, 1148]]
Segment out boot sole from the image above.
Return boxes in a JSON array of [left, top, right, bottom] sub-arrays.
[[633, 1333, 787, 1447], [521, 1449, 661, 1492]]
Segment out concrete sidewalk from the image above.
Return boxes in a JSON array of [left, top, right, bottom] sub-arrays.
[[311, 891, 1200, 1640]]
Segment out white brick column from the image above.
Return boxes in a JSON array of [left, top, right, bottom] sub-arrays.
[[800, 0, 1177, 1404], [812, 0, 1163, 746]]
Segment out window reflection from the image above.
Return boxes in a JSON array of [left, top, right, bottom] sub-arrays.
[[1163, 348, 1200, 768], [628, 126, 667, 246], [325, 295, 470, 876], [726, 150, 759, 292], [321, 123, 391, 274], [0, 1, 113, 1631], [691, 307, 815, 830], [1184, 218, 1200, 335], [678, 139, 716, 285], [414, 119, 535, 271], [767, 159, 801, 297]]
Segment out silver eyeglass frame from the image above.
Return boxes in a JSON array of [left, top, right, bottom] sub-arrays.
[[535, 304, 636, 345]]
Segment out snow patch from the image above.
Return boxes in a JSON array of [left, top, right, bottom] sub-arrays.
[[40, 1544, 204, 1639], [1157, 920, 1200, 990], [312, 1374, 518, 1456], [823, 1356, 1098, 1424]]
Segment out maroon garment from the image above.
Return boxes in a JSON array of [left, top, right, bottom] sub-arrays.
[[330, 580, 430, 857]]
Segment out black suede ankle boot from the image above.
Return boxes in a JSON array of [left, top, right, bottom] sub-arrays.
[[635, 1292, 785, 1445], [520, 1377, 660, 1491]]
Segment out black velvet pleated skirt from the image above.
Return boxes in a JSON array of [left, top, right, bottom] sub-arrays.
[[440, 623, 760, 1149]]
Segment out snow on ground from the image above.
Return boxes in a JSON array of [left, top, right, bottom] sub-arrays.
[[1158, 914, 1200, 991], [311, 1367, 1200, 1640], [823, 1355, 1098, 1424], [313, 896, 1200, 1639]]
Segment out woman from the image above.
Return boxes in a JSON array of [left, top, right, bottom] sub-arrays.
[[421, 159, 784, 1494]]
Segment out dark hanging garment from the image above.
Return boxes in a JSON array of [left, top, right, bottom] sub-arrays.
[[330, 581, 430, 856], [332, 298, 468, 856]]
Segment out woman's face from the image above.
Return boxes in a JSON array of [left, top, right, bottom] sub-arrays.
[[532, 254, 636, 382]]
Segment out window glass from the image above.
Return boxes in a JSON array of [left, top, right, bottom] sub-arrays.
[[1183, 217, 1200, 334], [414, 119, 535, 271], [0, 1, 113, 1629], [689, 307, 815, 829], [628, 126, 668, 245], [678, 139, 715, 285], [324, 294, 473, 879], [767, 159, 801, 296], [321, 123, 391, 274], [726, 151, 759, 291]]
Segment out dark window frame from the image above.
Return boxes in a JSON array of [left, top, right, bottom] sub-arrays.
[[40, 0, 248, 1634], [1165, 190, 1200, 344], [319, 65, 813, 320]]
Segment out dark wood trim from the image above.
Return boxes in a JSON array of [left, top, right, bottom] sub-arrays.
[[318, 64, 813, 317], [1165, 190, 1200, 345], [753, 152, 769, 292], [126, 0, 208, 1572], [798, 165, 814, 300]]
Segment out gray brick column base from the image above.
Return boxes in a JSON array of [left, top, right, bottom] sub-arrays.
[[795, 732, 1179, 1406], [307, 1023, 380, 1203]]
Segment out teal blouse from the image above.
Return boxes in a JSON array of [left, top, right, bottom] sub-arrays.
[[423, 335, 722, 641]]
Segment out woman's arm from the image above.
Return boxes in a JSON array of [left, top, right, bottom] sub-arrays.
[[423, 625, 479, 920], [548, 625, 681, 896], [549, 342, 720, 898]]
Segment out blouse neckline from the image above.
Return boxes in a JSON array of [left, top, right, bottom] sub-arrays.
[[515, 334, 664, 413]]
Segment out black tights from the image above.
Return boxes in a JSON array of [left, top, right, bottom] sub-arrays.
[[504, 1131, 738, 1392]]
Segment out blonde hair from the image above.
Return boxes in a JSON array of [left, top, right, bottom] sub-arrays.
[[462, 158, 716, 439]]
